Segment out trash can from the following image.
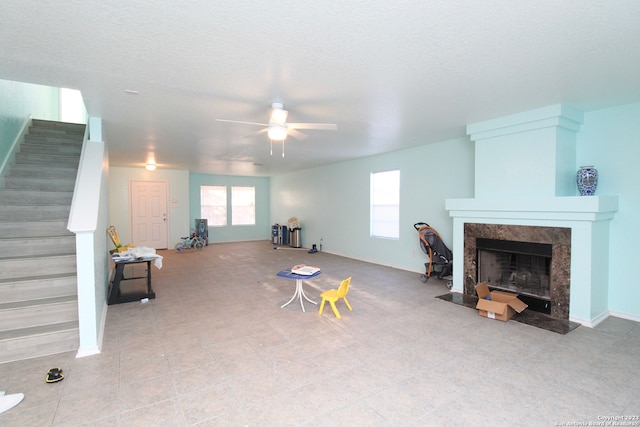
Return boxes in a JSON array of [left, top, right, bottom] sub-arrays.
[[289, 227, 301, 248]]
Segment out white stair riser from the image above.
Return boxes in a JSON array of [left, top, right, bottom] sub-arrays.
[[0, 190, 73, 204], [0, 221, 71, 238], [0, 205, 70, 221], [14, 153, 79, 166], [0, 326, 79, 364], [0, 236, 76, 257], [0, 301, 78, 332], [0, 256, 76, 279], [31, 119, 85, 131], [3, 177, 76, 192], [9, 164, 78, 176], [20, 145, 81, 157], [0, 276, 77, 304], [24, 135, 83, 145]]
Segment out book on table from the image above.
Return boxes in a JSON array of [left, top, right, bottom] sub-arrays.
[[291, 264, 321, 275]]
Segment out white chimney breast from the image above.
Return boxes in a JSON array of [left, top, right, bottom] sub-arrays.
[[467, 104, 583, 198], [447, 104, 618, 327]]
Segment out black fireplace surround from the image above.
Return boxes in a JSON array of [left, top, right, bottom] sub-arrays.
[[464, 223, 571, 320]]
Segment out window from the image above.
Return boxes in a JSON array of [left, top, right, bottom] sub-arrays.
[[370, 170, 400, 239], [231, 186, 255, 225], [200, 185, 227, 226], [60, 88, 86, 124]]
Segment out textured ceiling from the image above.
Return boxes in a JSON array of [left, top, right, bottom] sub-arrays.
[[1, 0, 639, 176]]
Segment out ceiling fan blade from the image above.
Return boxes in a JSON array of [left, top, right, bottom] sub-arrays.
[[216, 119, 269, 127], [287, 128, 308, 140], [240, 128, 269, 139], [287, 123, 338, 131]]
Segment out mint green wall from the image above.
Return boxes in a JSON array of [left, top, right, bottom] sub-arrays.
[[270, 137, 475, 272], [0, 78, 60, 165], [189, 173, 270, 243], [271, 103, 640, 321], [578, 102, 640, 319]]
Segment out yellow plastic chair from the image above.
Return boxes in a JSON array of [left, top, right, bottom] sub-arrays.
[[318, 277, 352, 318]]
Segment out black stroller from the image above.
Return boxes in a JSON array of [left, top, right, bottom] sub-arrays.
[[414, 222, 453, 288]]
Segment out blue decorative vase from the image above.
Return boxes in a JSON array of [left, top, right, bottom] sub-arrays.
[[576, 166, 598, 196]]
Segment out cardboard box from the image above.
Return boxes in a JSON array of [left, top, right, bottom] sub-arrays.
[[475, 282, 528, 321]]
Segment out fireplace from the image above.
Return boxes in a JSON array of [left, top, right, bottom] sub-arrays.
[[464, 224, 571, 319], [445, 104, 617, 326], [477, 238, 552, 314]]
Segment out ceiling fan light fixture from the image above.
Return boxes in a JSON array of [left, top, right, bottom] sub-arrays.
[[268, 124, 287, 141], [270, 102, 288, 125]]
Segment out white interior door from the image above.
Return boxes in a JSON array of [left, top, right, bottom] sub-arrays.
[[130, 180, 168, 249]]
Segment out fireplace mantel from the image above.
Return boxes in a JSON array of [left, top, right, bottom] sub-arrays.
[[446, 196, 618, 221]]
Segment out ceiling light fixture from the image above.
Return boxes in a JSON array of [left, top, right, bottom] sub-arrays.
[[268, 124, 288, 158], [270, 102, 288, 124], [267, 124, 287, 141], [145, 162, 157, 171]]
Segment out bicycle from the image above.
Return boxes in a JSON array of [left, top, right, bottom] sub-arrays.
[[175, 233, 206, 253]]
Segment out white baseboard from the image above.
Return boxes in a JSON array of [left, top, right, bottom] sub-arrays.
[[321, 249, 424, 275], [75, 346, 101, 359], [607, 310, 640, 324], [572, 310, 609, 328], [570, 310, 640, 328]]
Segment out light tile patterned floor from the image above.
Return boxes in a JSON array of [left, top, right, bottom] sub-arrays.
[[1, 240, 639, 426]]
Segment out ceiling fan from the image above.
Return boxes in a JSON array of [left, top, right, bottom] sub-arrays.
[[216, 102, 337, 157]]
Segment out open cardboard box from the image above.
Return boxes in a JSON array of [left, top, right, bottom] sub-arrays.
[[475, 282, 528, 321]]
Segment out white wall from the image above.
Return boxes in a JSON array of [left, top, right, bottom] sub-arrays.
[[270, 136, 475, 273]]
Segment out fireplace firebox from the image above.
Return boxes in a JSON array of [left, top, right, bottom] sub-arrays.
[[463, 223, 571, 320], [476, 238, 552, 314]]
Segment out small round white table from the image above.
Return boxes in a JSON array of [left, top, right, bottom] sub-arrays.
[[276, 268, 321, 312]]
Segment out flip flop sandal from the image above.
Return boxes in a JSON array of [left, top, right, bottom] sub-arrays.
[[45, 369, 64, 383]]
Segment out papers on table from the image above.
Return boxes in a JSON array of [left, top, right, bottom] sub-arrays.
[[291, 264, 321, 275], [112, 247, 163, 269], [112, 254, 135, 262]]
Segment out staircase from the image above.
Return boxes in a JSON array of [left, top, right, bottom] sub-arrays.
[[0, 119, 85, 364]]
